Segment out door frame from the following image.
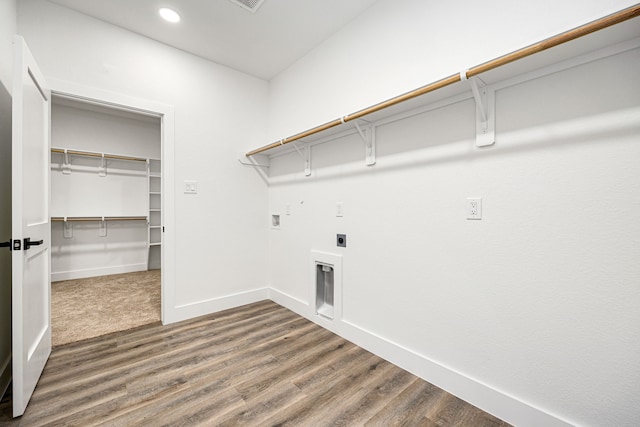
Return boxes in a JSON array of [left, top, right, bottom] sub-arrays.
[[48, 78, 175, 324]]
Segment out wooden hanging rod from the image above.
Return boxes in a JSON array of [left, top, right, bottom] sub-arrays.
[[246, 4, 640, 157], [51, 216, 148, 222], [51, 148, 148, 162]]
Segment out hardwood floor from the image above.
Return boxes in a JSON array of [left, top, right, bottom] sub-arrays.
[[0, 301, 510, 426]]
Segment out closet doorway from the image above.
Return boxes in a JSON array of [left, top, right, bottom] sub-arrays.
[[49, 94, 163, 346]]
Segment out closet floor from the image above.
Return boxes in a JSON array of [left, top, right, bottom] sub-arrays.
[[51, 270, 161, 347]]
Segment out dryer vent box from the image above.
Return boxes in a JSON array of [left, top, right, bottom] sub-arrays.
[[315, 263, 334, 320]]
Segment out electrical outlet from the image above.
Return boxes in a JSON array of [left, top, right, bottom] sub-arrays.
[[467, 197, 482, 220]]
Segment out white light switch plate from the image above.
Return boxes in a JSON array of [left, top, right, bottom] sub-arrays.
[[184, 180, 198, 194]]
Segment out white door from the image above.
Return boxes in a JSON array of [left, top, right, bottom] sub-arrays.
[[11, 35, 51, 418]]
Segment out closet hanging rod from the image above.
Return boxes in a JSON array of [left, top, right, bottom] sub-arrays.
[[245, 4, 640, 157], [51, 148, 148, 162], [51, 216, 148, 222]]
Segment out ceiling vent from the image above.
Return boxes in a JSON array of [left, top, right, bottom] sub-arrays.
[[228, 0, 265, 13]]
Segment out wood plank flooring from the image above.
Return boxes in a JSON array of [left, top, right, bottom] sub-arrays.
[[0, 301, 510, 426], [52, 270, 161, 346]]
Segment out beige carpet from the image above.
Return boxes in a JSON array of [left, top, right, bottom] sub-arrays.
[[52, 270, 161, 347]]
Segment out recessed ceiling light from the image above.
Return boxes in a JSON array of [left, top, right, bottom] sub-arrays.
[[159, 8, 181, 23]]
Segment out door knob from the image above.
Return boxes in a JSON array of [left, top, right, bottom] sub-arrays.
[[24, 238, 44, 250], [0, 240, 10, 250]]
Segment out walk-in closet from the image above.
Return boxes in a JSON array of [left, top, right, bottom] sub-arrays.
[[49, 96, 162, 346]]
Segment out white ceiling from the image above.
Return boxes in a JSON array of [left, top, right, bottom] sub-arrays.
[[48, 0, 379, 80]]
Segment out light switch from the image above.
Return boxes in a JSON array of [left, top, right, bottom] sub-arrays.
[[184, 180, 198, 194]]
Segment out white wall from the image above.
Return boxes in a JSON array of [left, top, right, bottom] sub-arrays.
[[50, 102, 160, 281], [17, 0, 270, 321], [266, 1, 640, 426], [0, 0, 17, 399], [52, 102, 161, 159]]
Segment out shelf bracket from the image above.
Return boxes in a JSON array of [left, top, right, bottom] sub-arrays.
[[353, 121, 376, 166], [291, 141, 311, 177], [62, 149, 71, 175], [237, 158, 270, 168], [62, 217, 73, 239], [239, 153, 269, 185], [98, 153, 107, 177], [468, 77, 495, 147], [99, 217, 107, 237]]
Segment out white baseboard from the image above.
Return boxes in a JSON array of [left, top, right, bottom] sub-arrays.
[[135, 286, 574, 426], [268, 288, 310, 317], [51, 263, 148, 282], [166, 288, 270, 325], [268, 288, 573, 427], [0, 353, 10, 400]]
